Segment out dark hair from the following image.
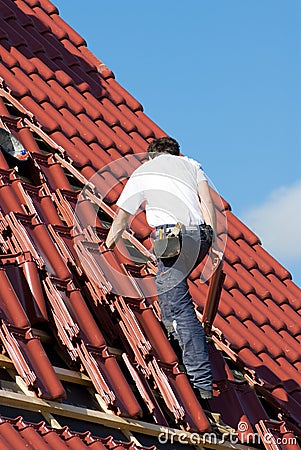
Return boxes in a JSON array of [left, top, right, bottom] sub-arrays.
[[147, 137, 180, 157]]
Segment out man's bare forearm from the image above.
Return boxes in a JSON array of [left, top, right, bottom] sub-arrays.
[[201, 198, 216, 233], [105, 209, 131, 249], [198, 180, 222, 265], [198, 181, 217, 234]]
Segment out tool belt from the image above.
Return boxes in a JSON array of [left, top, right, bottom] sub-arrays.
[[199, 223, 214, 244], [153, 223, 182, 259], [153, 223, 213, 259]]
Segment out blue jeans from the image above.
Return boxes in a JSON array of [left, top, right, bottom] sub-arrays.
[[155, 225, 213, 392]]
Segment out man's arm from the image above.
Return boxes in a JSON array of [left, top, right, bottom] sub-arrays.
[[105, 208, 131, 249], [197, 180, 216, 232], [197, 180, 222, 265]]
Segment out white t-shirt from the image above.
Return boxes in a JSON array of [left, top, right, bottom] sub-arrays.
[[116, 154, 207, 227]]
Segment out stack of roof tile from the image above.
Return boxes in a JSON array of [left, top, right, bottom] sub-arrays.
[[0, 416, 155, 450], [0, 0, 300, 449]]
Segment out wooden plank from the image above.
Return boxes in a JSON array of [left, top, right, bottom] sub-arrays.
[[0, 354, 91, 386], [0, 390, 254, 449], [0, 354, 15, 369], [53, 367, 91, 386]]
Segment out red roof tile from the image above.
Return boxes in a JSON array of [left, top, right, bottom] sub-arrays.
[[0, 0, 300, 448], [0, 416, 157, 450]]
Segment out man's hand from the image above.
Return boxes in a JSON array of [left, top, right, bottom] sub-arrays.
[[210, 244, 223, 267], [104, 238, 115, 250]]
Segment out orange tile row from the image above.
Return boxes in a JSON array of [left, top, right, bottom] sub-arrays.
[[0, 417, 150, 450]]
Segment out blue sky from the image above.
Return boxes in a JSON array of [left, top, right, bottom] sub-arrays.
[[54, 0, 301, 286]]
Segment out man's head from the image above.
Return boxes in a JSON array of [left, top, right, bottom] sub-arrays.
[[147, 137, 180, 158]]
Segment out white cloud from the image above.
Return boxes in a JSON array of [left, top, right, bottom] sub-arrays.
[[241, 181, 301, 261]]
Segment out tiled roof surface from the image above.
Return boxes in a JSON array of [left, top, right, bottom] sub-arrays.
[[0, 416, 158, 450], [0, 0, 300, 449]]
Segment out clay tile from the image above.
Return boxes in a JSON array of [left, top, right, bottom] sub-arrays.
[[7, 3, 35, 28], [0, 2, 17, 21], [79, 46, 114, 79], [68, 88, 100, 120], [32, 6, 67, 41], [107, 79, 143, 111], [39, 0, 59, 15], [0, 46, 19, 70], [0, 62, 30, 98], [12, 67, 48, 103], [135, 111, 166, 137], [23, 0, 41, 7], [54, 83, 85, 115], [0, 19, 26, 48], [52, 14, 86, 47]]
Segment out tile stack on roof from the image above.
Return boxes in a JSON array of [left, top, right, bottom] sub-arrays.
[[0, 416, 155, 450], [0, 0, 300, 448]]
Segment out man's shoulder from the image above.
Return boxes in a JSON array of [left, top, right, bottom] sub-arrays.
[[133, 155, 168, 173], [181, 155, 203, 170], [130, 154, 204, 175]]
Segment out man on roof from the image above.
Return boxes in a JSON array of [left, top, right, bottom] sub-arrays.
[[106, 136, 220, 401]]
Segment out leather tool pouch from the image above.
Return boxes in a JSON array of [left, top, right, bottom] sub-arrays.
[[153, 224, 181, 259], [200, 223, 214, 244]]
